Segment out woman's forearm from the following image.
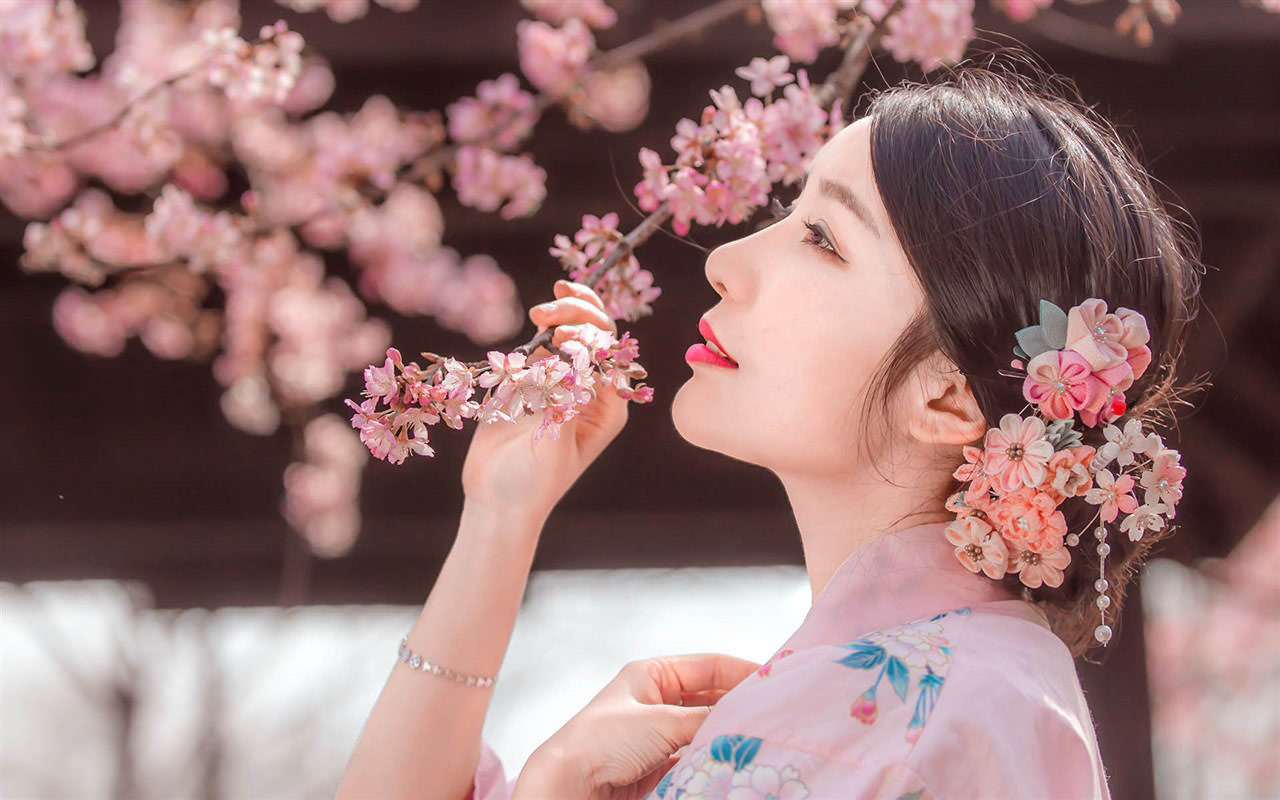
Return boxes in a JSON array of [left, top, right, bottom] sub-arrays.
[[336, 499, 546, 800]]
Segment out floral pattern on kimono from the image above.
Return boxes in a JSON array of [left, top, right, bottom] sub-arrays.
[[837, 607, 972, 744], [651, 735, 809, 800]]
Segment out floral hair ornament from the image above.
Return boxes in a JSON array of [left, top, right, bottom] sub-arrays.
[[943, 298, 1185, 646]]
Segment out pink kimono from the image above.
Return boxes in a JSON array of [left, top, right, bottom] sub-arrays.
[[468, 521, 1112, 799]]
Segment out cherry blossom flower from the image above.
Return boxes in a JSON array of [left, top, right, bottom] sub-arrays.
[[1006, 541, 1071, 589], [1023, 349, 1093, 420], [1084, 468, 1140, 524], [516, 17, 594, 100], [549, 212, 662, 321], [945, 516, 1009, 579], [735, 55, 795, 98], [861, 0, 976, 72], [1140, 449, 1186, 510], [1065, 298, 1129, 370], [633, 147, 670, 212], [993, 0, 1053, 22], [982, 413, 1054, 492], [520, 0, 617, 28], [203, 22, 305, 108], [1045, 445, 1096, 501], [1120, 502, 1170, 542], [221, 373, 281, 435], [760, 0, 846, 64], [573, 59, 650, 133], [363, 348, 400, 402], [282, 413, 368, 558], [753, 70, 830, 185], [445, 73, 539, 151], [992, 487, 1068, 553], [0, 0, 96, 81], [277, 0, 421, 24], [452, 145, 547, 219]]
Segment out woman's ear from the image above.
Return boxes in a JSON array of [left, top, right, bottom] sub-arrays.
[[904, 353, 988, 446]]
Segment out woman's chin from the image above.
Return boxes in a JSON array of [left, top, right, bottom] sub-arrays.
[[670, 377, 723, 451]]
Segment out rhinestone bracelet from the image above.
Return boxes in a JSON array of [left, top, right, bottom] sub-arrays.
[[397, 636, 497, 688]]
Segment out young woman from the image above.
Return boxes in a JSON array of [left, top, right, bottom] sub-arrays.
[[337, 64, 1200, 800]]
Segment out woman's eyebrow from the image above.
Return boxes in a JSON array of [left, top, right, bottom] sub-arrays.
[[799, 172, 882, 241]]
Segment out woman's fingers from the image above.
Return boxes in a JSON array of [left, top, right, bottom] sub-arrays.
[[635, 654, 762, 707], [530, 295, 616, 336], [554, 278, 608, 314]]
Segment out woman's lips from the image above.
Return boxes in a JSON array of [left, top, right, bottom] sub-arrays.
[[685, 343, 739, 369], [697, 317, 737, 366]]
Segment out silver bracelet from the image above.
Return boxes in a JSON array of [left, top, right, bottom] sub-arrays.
[[397, 636, 496, 688]]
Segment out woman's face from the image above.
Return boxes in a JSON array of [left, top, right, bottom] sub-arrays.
[[671, 115, 925, 477]]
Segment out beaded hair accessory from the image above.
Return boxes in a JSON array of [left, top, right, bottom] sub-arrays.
[[943, 298, 1186, 646]]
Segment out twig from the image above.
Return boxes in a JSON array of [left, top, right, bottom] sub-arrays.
[[593, 0, 754, 72], [815, 0, 903, 109]]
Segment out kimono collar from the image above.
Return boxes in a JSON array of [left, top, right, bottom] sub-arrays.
[[781, 520, 1026, 651]]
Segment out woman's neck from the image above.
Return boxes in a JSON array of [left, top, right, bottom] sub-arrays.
[[776, 461, 953, 604]]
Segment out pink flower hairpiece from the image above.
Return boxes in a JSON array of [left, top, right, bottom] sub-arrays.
[[944, 298, 1185, 646]]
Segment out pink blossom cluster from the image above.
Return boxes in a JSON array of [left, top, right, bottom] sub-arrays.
[[943, 299, 1184, 591], [635, 59, 840, 235], [515, 17, 595, 100], [445, 73, 540, 152], [146, 184, 244, 274], [344, 184, 523, 341], [514, 12, 649, 133], [520, 0, 618, 29], [274, 0, 420, 25], [282, 413, 369, 558], [232, 94, 439, 226], [452, 145, 548, 220], [201, 21, 305, 108], [859, 0, 976, 73], [50, 270, 220, 361], [213, 229, 390, 435], [548, 212, 661, 321], [346, 332, 651, 464], [761, 0, 977, 73], [759, 0, 856, 64], [0, 0, 96, 82]]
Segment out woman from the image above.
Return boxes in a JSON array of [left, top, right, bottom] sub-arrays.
[[337, 64, 1200, 800]]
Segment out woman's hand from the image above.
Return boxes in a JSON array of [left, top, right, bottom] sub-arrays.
[[460, 279, 630, 524], [513, 653, 762, 800]]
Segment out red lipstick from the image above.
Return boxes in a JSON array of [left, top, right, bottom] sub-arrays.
[[687, 318, 739, 368]]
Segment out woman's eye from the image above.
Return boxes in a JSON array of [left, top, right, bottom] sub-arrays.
[[801, 218, 840, 258]]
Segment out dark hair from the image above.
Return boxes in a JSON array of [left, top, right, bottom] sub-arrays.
[[859, 59, 1203, 659]]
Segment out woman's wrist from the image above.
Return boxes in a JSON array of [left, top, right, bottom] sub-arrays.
[[459, 494, 549, 545]]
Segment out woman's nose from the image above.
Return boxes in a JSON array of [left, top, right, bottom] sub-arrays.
[[703, 235, 750, 300]]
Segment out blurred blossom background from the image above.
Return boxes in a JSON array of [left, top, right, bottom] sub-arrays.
[[1, 1, 1277, 798]]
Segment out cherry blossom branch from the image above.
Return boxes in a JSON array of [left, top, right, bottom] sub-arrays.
[[275, 0, 759, 232], [591, 0, 753, 72], [466, 0, 906, 366], [815, 0, 904, 108], [27, 26, 304, 153]]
